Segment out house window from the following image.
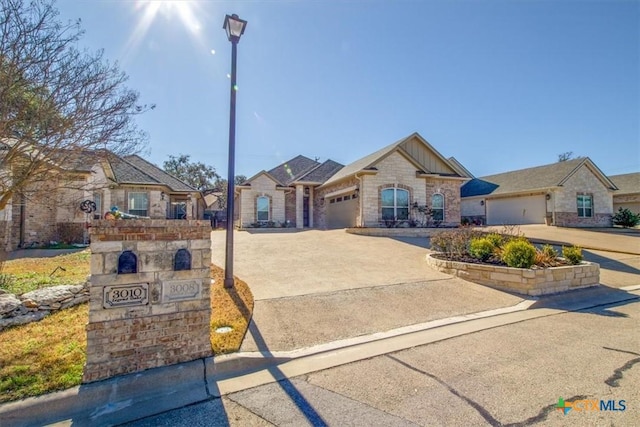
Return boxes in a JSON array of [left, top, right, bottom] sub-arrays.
[[432, 194, 444, 221], [257, 196, 269, 221], [381, 188, 409, 220], [128, 192, 148, 217], [170, 201, 187, 219], [577, 194, 593, 218], [93, 193, 102, 220]]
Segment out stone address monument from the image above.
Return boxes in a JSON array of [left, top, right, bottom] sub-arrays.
[[83, 220, 212, 382]]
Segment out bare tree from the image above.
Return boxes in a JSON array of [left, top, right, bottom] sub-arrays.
[[557, 151, 574, 162], [0, 0, 152, 211]]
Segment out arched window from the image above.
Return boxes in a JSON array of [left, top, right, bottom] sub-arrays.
[[256, 196, 269, 222], [381, 188, 409, 220], [432, 194, 444, 221]]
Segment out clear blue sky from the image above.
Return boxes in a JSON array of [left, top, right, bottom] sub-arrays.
[[55, 0, 639, 178]]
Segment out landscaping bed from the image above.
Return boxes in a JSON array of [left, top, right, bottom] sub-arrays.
[[426, 227, 599, 296], [426, 253, 599, 296]]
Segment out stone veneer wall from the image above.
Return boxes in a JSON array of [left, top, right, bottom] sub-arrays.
[[84, 220, 212, 383], [553, 166, 614, 227], [426, 254, 599, 296]]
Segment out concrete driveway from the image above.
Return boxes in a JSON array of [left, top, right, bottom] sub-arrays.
[[211, 229, 451, 301], [211, 229, 523, 352]]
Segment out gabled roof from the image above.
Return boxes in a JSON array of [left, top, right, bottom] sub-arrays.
[[609, 172, 640, 195], [461, 157, 618, 198], [321, 132, 466, 187], [243, 170, 285, 187], [296, 159, 344, 183], [266, 155, 321, 186], [448, 157, 475, 179], [108, 154, 197, 192]]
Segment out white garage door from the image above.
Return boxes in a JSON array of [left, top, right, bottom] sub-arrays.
[[326, 196, 357, 229], [486, 195, 546, 225]]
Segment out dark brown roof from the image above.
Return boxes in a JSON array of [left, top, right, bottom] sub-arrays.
[[297, 160, 344, 183], [267, 155, 321, 186]]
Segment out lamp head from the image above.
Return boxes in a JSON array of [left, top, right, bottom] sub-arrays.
[[223, 14, 247, 42]]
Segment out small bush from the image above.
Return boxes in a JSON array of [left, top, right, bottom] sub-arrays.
[[469, 238, 495, 261], [612, 208, 640, 228], [430, 227, 481, 259], [484, 233, 504, 248], [501, 240, 536, 268], [562, 246, 583, 265]]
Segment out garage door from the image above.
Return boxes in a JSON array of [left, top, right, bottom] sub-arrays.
[[326, 196, 357, 229], [486, 195, 546, 225]]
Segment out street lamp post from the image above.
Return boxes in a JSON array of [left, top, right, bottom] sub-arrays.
[[223, 13, 247, 289]]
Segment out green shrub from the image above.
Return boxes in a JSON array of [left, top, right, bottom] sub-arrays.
[[484, 233, 504, 248], [562, 246, 583, 265], [501, 240, 536, 268], [469, 238, 495, 261], [612, 208, 640, 228]]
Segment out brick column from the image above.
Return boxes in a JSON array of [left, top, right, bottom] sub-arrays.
[[83, 220, 212, 383], [296, 185, 304, 229]]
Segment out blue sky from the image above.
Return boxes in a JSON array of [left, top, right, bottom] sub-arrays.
[[55, 0, 639, 178]]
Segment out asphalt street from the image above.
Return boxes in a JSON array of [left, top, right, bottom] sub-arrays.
[[124, 298, 640, 427]]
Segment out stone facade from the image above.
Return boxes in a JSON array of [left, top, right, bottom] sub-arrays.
[[313, 153, 464, 228], [426, 254, 599, 296], [285, 191, 297, 227], [551, 166, 614, 227], [425, 178, 463, 226], [238, 175, 285, 227], [84, 220, 212, 383]]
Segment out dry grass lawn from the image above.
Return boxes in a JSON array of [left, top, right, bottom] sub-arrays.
[[0, 261, 253, 404]]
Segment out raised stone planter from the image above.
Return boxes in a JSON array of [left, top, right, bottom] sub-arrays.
[[426, 253, 599, 296]]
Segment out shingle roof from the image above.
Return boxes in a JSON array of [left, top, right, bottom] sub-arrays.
[[267, 155, 321, 186], [321, 137, 406, 187], [107, 154, 196, 192], [320, 132, 466, 187], [609, 173, 640, 195], [297, 159, 344, 183], [461, 157, 617, 198]]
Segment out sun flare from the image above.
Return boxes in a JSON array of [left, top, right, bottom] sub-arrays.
[[123, 0, 206, 60]]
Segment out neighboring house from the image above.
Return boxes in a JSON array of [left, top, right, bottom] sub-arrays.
[[461, 158, 618, 227], [236, 132, 470, 229], [609, 173, 640, 214], [0, 151, 203, 251]]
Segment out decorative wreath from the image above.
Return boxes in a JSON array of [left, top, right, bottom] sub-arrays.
[[80, 200, 97, 213]]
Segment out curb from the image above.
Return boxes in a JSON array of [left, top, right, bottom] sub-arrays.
[[1, 287, 639, 426]]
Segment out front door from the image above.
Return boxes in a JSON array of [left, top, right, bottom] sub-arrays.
[[303, 196, 310, 227]]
